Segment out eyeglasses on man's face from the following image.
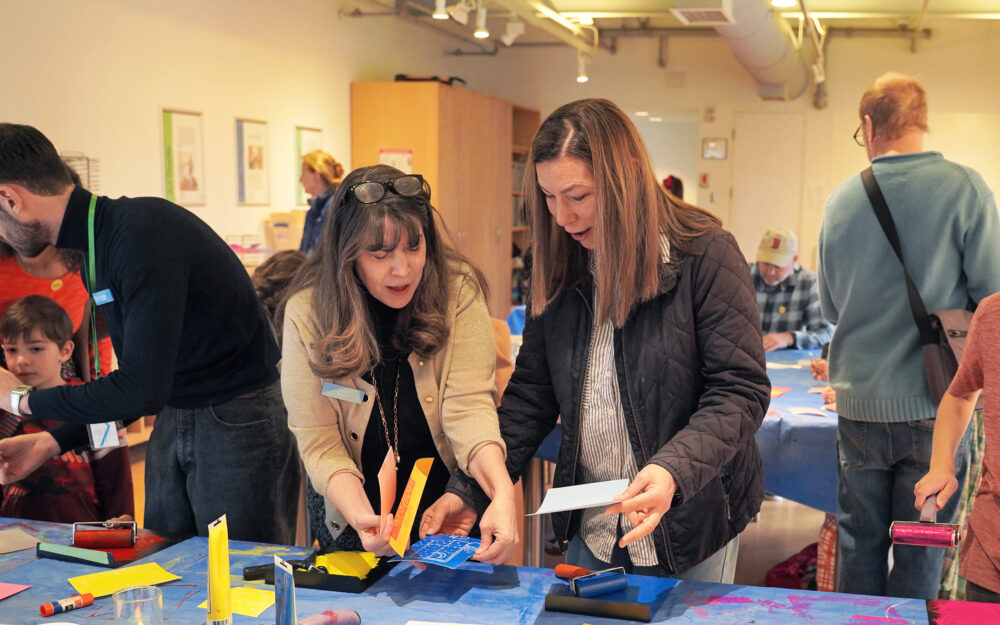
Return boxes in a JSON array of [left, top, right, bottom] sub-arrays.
[[347, 174, 426, 204], [853, 124, 865, 147]]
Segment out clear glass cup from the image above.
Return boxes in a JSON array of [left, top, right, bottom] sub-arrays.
[[112, 585, 163, 625]]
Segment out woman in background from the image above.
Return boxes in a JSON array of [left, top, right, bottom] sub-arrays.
[[299, 150, 343, 254]]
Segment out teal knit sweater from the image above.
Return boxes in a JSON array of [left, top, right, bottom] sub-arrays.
[[818, 152, 1000, 422]]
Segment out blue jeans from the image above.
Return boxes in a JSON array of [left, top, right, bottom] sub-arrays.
[[145, 381, 300, 544], [835, 417, 970, 599], [566, 533, 739, 583]]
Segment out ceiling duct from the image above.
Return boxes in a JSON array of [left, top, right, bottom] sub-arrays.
[[713, 0, 818, 101], [670, 0, 736, 26]]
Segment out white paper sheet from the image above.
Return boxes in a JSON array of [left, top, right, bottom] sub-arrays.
[[528, 479, 630, 516], [766, 362, 802, 370], [789, 407, 828, 417]]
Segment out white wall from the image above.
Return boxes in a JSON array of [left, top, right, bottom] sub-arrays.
[[6, 2, 1000, 267], [1, 0, 508, 238]]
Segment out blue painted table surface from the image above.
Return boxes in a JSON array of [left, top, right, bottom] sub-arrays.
[[531, 348, 838, 514], [0, 517, 931, 624]]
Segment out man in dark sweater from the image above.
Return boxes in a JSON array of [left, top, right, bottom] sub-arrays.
[[0, 124, 299, 543]]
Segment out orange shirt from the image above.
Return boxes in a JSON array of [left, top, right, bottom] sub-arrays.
[[0, 257, 88, 331]]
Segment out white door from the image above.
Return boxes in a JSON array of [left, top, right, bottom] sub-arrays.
[[731, 112, 805, 263]]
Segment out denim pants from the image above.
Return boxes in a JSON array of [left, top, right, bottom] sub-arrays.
[[835, 417, 970, 599], [144, 381, 300, 544], [566, 533, 740, 583]]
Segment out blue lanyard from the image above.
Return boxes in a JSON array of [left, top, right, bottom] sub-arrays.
[[84, 194, 101, 378]]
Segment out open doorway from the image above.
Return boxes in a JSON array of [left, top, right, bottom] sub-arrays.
[[634, 111, 699, 203]]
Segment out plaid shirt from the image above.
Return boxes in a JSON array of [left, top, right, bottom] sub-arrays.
[[750, 263, 833, 350]]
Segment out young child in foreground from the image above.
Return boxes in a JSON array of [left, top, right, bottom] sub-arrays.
[[0, 294, 134, 522]]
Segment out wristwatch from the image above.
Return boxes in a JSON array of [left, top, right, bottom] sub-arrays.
[[10, 384, 33, 417]]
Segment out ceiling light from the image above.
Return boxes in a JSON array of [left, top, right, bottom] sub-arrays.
[[649, 117, 663, 122], [576, 50, 590, 83], [473, 1, 489, 39], [447, 1, 471, 26], [433, 0, 449, 19], [635, 111, 649, 117], [770, 0, 797, 8], [500, 18, 525, 46], [578, 15, 594, 26]]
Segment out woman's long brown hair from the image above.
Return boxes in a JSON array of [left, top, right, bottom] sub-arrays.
[[282, 164, 486, 380], [525, 98, 721, 327]]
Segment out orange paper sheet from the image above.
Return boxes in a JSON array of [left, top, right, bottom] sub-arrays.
[[389, 457, 433, 556], [770, 386, 791, 399]]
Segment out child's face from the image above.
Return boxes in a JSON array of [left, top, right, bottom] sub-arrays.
[[1, 329, 72, 390]]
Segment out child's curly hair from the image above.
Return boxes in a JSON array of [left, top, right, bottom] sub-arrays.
[[252, 250, 306, 340]]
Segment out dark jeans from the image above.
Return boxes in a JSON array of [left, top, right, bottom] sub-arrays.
[[144, 381, 300, 544], [965, 580, 1000, 603], [836, 417, 971, 599]]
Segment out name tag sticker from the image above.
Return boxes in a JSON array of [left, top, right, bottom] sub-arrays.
[[87, 421, 123, 450], [321, 382, 368, 404], [93, 289, 115, 306]]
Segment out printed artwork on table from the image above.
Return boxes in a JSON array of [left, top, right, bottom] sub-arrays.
[[391, 535, 481, 569]]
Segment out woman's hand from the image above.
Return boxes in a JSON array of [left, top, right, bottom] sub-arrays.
[[474, 490, 519, 565], [419, 492, 478, 538], [605, 464, 677, 547], [355, 512, 395, 557]]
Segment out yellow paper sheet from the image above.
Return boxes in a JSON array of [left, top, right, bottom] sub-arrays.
[[68, 562, 180, 598], [389, 457, 433, 556], [199, 586, 275, 617], [313, 551, 379, 579]]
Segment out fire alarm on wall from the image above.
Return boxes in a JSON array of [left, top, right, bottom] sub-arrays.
[[699, 173, 710, 188]]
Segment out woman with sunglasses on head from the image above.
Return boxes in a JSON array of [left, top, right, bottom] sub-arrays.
[[441, 99, 769, 582], [280, 165, 517, 562]]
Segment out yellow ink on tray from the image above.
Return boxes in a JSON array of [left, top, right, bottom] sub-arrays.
[[313, 551, 379, 578], [389, 457, 433, 556], [207, 515, 232, 625]]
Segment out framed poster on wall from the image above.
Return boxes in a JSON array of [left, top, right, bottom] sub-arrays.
[[236, 118, 270, 205], [295, 126, 323, 206], [162, 109, 206, 206]]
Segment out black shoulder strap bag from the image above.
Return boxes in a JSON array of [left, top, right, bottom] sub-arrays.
[[860, 167, 973, 406]]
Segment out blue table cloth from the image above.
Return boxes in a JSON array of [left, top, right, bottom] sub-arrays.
[[0, 517, 935, 624]]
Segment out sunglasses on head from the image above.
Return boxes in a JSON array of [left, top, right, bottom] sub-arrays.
[[347, 174, 426, 204]]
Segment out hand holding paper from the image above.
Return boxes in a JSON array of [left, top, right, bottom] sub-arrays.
[[356, 512, 394, 557], [605, 465, 678, 548]]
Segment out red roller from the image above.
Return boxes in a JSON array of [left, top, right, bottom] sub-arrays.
[[73, 529, 134, 549]]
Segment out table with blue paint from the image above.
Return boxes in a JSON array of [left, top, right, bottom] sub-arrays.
[[0, 517, 938, 624], [757, 348, 838, 514]]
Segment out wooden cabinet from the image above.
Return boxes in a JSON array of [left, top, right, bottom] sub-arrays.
[[352, 82, 536, 318]]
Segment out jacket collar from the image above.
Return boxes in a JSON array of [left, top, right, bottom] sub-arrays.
[[54, 185, 93, 251]]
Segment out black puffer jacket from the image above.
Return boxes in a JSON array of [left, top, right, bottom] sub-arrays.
[[450, 226, 769, 574]]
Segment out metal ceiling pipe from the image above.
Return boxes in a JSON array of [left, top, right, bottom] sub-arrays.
[[714, 0, 817, 101]]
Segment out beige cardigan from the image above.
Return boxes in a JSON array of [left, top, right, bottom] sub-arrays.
[[281, 270, 505, 539]]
